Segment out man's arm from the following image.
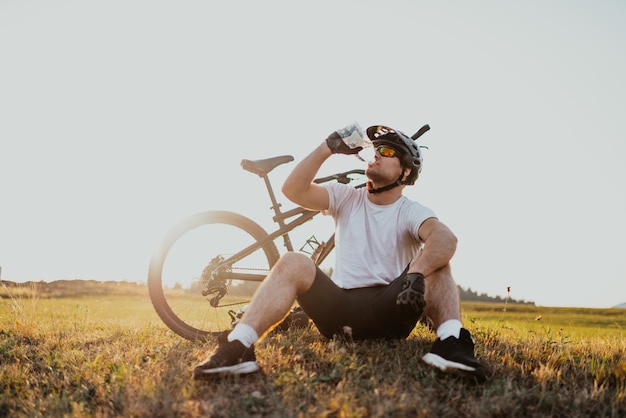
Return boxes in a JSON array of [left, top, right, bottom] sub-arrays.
[[281, 142, 332, 211], [408, 217, 458, 277]]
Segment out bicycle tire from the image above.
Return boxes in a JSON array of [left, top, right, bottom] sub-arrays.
[[148, 210, 280, 340]]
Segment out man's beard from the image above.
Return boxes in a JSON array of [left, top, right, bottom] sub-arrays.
[[366, 166, 396, 186]]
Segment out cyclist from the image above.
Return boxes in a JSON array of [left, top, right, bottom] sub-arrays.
[[193, 124, 490, 383]]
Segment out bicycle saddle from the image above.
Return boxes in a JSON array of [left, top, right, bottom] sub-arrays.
[[241, 155, 294, 176]]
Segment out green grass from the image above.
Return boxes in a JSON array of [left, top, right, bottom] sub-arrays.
[[464, 301, 626, 338], [1, 292, 625, 417]]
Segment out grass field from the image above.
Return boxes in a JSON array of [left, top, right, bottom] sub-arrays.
[[0, 287, 625, 417]]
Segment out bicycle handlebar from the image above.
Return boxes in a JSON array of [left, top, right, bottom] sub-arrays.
[[314, 169, 366, 185]]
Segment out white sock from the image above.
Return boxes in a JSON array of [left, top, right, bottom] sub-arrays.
[[227, 323, 259, 348], [436, 319, 462, 340]]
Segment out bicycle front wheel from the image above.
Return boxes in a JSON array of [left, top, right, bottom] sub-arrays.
[[148, 211, 280, 340]]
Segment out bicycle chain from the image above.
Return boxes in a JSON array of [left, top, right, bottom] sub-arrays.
[[228, 266, 271, 272], [212, 300, 251, 308]]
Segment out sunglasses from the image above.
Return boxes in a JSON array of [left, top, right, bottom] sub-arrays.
[[375, 146, 399, 158]]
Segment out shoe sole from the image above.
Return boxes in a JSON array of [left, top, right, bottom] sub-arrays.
[[422, 353, 477, 372], [194, 361, 260, 378]]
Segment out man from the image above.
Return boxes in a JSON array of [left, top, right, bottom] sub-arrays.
[[193, 124, 490, 382]]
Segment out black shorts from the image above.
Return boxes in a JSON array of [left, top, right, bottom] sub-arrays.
[[296, 267, 421, 340]]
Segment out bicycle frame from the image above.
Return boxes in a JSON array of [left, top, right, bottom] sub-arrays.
[[214, 208, 320, 282], [213, 162, 364, 282]]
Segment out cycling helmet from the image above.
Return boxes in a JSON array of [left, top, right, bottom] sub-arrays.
[[366, 124, 428, 187]]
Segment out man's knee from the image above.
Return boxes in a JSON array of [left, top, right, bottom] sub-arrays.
[[273, 252, 316, 290], [278, 251, 315, 268]]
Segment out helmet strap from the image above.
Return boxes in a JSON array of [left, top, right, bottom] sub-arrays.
[[367, 172, 406, 194]]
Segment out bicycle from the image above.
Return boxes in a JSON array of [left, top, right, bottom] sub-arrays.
[[147, 155, 366, 341], [148, 124, 431, 341]]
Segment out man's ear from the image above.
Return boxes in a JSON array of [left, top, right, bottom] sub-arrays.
[[403, 167, 411, 182]]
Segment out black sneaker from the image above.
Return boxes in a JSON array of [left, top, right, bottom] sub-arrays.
[[193, 333, 260, 379], [422, 328, 490, 383]]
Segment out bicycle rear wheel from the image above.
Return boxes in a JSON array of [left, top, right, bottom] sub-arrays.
[[148, 210, 280, 340]]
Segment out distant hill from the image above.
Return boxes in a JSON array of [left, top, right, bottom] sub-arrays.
[[0, 279, 146, 298], [1, 279, 534, 305], [613, 303, 626, 309]]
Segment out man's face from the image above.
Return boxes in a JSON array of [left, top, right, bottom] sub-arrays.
[[365, 144, 405, 185]]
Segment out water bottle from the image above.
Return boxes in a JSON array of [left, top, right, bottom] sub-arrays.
[[336, 122, 374, 162]]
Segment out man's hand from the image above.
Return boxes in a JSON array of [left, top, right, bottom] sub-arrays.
[[396, 272, 426, 316], [325, 131, 363, 155]]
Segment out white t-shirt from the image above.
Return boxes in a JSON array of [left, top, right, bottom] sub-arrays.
[[323, 182, 436, 289]]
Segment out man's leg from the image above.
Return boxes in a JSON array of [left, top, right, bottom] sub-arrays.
[[238, 252, 317, 336], [421, 264, 491, 383], [423, 264, 461, 331], [193, 252, 316, 379]]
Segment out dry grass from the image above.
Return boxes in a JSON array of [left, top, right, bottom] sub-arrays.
[[0, 290, 624, 417]]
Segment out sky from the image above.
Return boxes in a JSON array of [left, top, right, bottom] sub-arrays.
[[1, 0, 625, 309]]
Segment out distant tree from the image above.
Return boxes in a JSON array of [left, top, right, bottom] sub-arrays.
[[458, 285, 534, 305]]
